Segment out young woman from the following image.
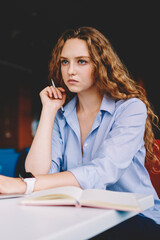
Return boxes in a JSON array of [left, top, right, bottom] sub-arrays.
[[0, 27, 160, 239]]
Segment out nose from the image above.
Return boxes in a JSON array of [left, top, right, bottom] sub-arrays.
[[68, 62, 76, 76]]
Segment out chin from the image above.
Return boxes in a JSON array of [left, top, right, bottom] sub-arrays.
[[67, 86, 80, 93]]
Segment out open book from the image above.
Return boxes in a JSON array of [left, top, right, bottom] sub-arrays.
[[20, 186, 152, 212]]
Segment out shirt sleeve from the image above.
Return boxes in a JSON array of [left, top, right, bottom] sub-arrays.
[[70, 99, 147, 189], [48, 116, 63, 174]]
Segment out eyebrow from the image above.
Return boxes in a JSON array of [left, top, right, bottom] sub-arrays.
[[60, 56, 90, 59]]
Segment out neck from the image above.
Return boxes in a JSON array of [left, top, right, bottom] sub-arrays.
[[77, 89, 103, 114]]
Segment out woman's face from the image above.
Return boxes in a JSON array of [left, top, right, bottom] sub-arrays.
[[60, 38, 95, 94]]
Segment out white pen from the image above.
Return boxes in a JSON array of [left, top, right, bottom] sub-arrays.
[[51, 79, 64, 112]]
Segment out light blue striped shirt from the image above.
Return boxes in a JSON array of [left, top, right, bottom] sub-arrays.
[[49, 95, 160, 224]]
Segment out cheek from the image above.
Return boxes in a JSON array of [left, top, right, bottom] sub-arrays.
[[61, 67, 66, 79], [86, 67, 95, 83]]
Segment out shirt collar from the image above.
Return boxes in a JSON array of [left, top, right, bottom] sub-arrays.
[[63, 96, 77, 118], [100, 95, 116, 115], [63, 94, 116, 117]]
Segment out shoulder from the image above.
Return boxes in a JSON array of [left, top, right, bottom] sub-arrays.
[[116, 98, 147, 113], [102, 95, 146, 116], [114, 98, 147, 120]]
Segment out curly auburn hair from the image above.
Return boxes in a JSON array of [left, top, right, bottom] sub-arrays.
[[48, 26, 159, 172]]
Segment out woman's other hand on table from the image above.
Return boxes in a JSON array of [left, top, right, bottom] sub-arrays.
[[0, 175, 26, 194]]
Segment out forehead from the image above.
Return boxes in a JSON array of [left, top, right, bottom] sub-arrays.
[[61, 38, 89, 57]]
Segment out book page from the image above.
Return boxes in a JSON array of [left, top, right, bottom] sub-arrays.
[[21, 186, 83, 206], [80, 189, 141, 211]]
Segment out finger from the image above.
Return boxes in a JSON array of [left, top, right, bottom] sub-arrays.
[[57, 87, 66, 92], [50, 87, 63, 99], [49, 86, 59, 99], [55, 88, 63, 99], [44, 86, 58, 99], [45, 86, 53, 98]]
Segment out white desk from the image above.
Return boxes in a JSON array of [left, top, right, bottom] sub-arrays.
[[0, 192, 153, 240]]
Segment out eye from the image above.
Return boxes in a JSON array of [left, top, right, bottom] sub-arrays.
[[78, 59, 87, 64], [61, 59, 68, 65]]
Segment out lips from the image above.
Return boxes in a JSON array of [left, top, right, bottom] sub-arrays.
[[67, 79, 78, 84]]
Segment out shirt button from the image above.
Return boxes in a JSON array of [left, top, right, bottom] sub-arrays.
[[84, 143, 88, 147]]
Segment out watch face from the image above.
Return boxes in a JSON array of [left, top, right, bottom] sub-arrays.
[[22, 172, 35, 178]]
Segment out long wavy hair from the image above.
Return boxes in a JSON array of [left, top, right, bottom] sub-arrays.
[[48, 26, 159, 172]]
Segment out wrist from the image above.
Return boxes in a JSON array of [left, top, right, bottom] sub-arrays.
[[19, 172, 36, 194], [42, 105, 59, 115], [41, 106, 58, 122]]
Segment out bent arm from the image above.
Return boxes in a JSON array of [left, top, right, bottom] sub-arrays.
[[0, 171, 81, 194], [25, 86, 66, 175], [34, 171, 81, 191], [25, 106, 57, 174]]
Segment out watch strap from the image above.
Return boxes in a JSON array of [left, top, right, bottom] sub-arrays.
[[23, 178, 36, 194]]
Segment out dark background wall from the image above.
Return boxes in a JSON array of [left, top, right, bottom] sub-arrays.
[[0, 0, 160, 148]]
